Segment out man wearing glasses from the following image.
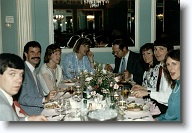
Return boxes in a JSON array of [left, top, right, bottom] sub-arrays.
[[105, 38, 144, 85]]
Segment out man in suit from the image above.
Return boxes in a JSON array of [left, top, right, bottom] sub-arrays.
[[18, 41, 56, 116], [105, 39, 144, 85], [0, 53, 47, 121]]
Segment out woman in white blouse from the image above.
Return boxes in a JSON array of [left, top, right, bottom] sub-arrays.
[[37, 44, 63, 96]]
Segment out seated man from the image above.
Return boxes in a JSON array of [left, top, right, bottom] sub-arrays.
[[18, 41, 57, 116], [0, 53, 47, 121], [105, 38, 144, 85]]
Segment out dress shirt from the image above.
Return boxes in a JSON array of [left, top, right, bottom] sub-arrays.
[[118, 51, 133, 79], [62, 52, 94, 79]]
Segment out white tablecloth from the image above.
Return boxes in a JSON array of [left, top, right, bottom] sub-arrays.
[[41, 94, 156, 121]]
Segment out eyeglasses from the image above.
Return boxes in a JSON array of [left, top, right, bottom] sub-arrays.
[[112, 49, 121, 55]]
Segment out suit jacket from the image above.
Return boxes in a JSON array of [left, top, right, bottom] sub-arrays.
[[18, 63, 44, 115], [113, 51, 144, 85], [0, 90, 25, 121]]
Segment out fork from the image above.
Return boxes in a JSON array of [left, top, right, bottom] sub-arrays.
[[132, 116, 149, 120]]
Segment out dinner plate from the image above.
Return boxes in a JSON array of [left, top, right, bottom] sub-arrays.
[[44, 102, 59, 109], [63, 82, 75, 86]]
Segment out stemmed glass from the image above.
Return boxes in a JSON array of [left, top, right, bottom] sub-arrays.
[[56, 97, 65, 120]]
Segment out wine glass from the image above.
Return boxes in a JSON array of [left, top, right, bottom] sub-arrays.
[[56, 97, 65, 120]]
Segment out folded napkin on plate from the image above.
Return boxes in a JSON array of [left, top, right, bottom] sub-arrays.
[[146, 102, 161, 115]]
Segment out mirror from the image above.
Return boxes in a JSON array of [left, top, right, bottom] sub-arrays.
[[53, 0, 135, 48]]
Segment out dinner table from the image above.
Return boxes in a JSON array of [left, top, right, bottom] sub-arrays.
[[41, 82, 160, 121]]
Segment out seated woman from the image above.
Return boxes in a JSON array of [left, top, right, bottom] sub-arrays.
[[140, 43, 159, 89], [62, 37, 95, 80], [155, 49, 180, 121], [37, 44, 63, 96]]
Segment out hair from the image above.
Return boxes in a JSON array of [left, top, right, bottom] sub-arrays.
[[23, 41, 41, 61], [112, 38, 134, 51], [44, 44, 61, 63], [164, 49, 180, 89], [0, 53, 25, 74], [154, 36, 174, 52], [140, 43, 159, 71], [73, 37, 92, 53]]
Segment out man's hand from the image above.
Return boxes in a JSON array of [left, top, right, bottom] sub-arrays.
[[104, 64, 113, 72], [28, 114, 48, 121]]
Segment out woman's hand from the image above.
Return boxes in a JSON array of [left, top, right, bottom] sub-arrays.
[[87, 51, 94, 62]]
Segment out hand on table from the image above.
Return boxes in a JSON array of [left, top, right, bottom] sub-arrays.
[[28, 114, 48, 121], [104, 64, 113, 72], [132, 89, 148, 98], [45, 90, 57, 102]]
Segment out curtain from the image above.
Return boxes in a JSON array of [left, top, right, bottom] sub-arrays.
[[48, 0, 54, 44], [16, 0, 33, 57]]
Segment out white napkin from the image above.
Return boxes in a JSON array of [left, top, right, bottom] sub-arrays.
[[146, 102, 161, 115]]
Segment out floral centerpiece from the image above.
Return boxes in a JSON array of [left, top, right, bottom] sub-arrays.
[[81, 62, 119, 99]]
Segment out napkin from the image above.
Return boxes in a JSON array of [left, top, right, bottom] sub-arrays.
[[146, 102, 161, 115]]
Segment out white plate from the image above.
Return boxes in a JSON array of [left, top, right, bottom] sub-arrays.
[[63, 82, 75, 86]]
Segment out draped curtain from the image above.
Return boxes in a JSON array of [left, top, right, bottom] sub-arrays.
[[48, 0, 54, 44], [16, 0, 33, 57]]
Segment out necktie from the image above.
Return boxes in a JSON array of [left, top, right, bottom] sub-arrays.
[[156, 66, 163, 92], [120, 57, 125, 73]]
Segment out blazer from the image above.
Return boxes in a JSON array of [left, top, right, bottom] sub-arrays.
[[0, 90, 25, 121], [18, 63, 44, 115], [113, 51, 144, 85]]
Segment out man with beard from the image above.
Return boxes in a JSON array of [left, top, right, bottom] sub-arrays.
[[17, 41, 57, 115]]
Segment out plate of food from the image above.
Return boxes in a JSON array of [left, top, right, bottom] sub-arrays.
[[126, 102, 144, 112], [44, 102, 59, 109]]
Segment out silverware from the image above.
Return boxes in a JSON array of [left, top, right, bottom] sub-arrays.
[[132, 116, 149, 120]]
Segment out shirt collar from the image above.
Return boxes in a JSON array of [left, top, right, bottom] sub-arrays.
[[25, 61, 35, 72], [0, 88, 13, 105], [124, 50, 130, 61]]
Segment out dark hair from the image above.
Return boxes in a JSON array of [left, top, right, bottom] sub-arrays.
[[154, 36, 174, 52], [44, 44, 61, 63], [112, 38, 134, 51], [0, 53, 25, 74], [23, 41, 41, 61], [164, 49, 180, 89], [140, 43, 159, 71], [73, 37, 92, 53]]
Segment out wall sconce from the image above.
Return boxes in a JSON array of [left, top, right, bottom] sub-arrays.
[[5, 16, 14, 28]]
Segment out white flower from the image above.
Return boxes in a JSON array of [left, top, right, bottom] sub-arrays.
[[102, 69, 107, 74], [91, 91, 96, 96], [113, 83, 119, 89], [114, 76, 120, 82], [85, 77, 93, 82], [87, 85, 93, 91]]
